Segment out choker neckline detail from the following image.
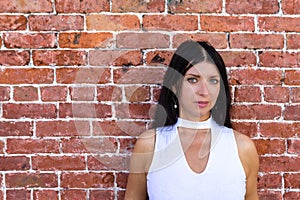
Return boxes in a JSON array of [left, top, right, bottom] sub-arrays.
[[176, 117, 212, 129]]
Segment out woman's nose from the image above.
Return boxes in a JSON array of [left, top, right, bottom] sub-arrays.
[[196, 80, 210, 96]]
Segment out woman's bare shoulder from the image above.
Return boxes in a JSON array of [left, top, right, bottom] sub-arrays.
[[233, 130, 259, 176], [133, 129, 156, 154]]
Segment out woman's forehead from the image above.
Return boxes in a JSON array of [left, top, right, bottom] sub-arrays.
[[185, 62, 220, 76]]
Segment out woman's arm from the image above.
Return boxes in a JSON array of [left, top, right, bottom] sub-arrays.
[[125, 130, 156, 200], [234, 131, 259, 200]]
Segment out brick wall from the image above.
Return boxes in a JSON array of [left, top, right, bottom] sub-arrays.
[[0, 0, 299, 199]]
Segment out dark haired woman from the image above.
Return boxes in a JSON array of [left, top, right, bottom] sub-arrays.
[[125, 40, 259, 200]]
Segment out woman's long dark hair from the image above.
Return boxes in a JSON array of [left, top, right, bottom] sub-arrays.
[[151, 40, 232, 128]]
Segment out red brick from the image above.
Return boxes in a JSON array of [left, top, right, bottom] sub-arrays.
[[61, 138, 117, 153], [284, 192, 300, 200], [0, 141, 4, 154], [59, 32, 113, 48], [70, 86, 95, 101], [229, 69, 282, 85], [153, 86, 161, 102], [0, 190, 3, 200], [258, 191, 282, 200], [173, 33, 228, 49], [33, 190, 58, 200], [87, 15, 140, 31], [115, 103, 155, 119], [259, 52, 299, 68], [0, 15, 27, 31], [226, 0, 279, 14], [231, 122, 258, 137], [90, 50, 143, 66], [116, 33, 169, 49], [143, 15, 198, 31], [288, 140, 300, 155], [119, 138, 137, 153], [90, 190, 114, 200], [7, 139, 59, 154], [41, 86, 68, 102], [260, 122, 299, 138], [118, 191, 125, 200], [6, 190, 30, 200], [3, 103, 56, 119], [234, 86, 261, 102], [61, 172, 114, 188], [125, 86, 150, 102], [0, 0, 52, 13], [258, 17, 300, 32], [0, 122, 33, 136], [254, 139, 285, 155], [13, 86, 38, 101], [264, 86, 289, 103], [92, 121, 146, 136], [201, 16, 254, 32], [0, 51, 30, 66], [29, 15, 84, 31], [287, 34, 300, 49], [3, 33, 56, 48], [231, 104, 281, 120], [97, 86, 122, 101], [0, 86, 10, 101], [291, 88, 300, 103], [230, 33, 284, 49], [219, 51, 256, 67], [0, 68, 53, 84], [285, 70, 300, 85], [167, 0, 222, 13], [56, 68, 110, 84], [258, 174, 282, 189], [55, 0, 109, 13], [32, 156, 85, 170], [36, 121, 90, 137], [6, 173, 58, 188], [0, 156, 30, 171], [145, 50, 173, 66], [61, 190, 86, 200], [113, 68, 165, 84], [59, 103, 112, 118], [33, 50, 87, 66], [112, 0, 164, 12], [116, 173, 128, 189], [88, 155, 130, 171], [282, 0, 300, 14], [284, 105, 300, 120], [284, 173, 300, 188], [260, 156, 300, 172]]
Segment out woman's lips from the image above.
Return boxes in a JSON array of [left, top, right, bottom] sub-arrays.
[[196, 101, 209, 108]]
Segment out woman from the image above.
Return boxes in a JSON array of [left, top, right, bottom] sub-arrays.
[[125, 40, 259, 200]]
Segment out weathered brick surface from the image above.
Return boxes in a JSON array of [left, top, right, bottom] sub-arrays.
[[0, 0, 299, 199], [143, 15, 198, 31], [29, 15, 84, 31], [112, 0, 164, 13], [0, 0, 52, 13], [0, 16, 27, 31], [226, 0, 279, 14], [201, 16, 255, 32], [55, 0, 109, 13], [59, 32, 113, 48], [87, 15, 140, 31]]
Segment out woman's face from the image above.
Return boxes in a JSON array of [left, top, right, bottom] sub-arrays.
[[177, 61, 220, 121]]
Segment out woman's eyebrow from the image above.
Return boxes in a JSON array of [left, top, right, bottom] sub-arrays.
[[185, 74, 220, 78]]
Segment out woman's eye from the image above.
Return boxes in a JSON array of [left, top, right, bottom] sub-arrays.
[[187, 77, 197, 83], [210, 79, 219, 84]]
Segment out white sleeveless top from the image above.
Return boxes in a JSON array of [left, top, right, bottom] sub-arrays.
[[147, 119, 246, 200]]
